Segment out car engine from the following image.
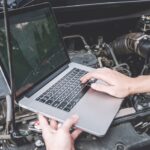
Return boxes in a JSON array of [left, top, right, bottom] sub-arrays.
[[0, 0, 150, 150]]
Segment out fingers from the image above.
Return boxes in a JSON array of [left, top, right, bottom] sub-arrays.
[[39, 114, 80, 134], [91, 83, 112, 95], [80, 68, 111, 84], [91, 83, 123, 98], [62, 115, 79, 131], [58, 123, 62, 129], [71, 129, 82, 140], [39, 114, 57, 134], [80, 72, 99, 83], [39, 114, 53, 138], [50, 119, 58, 130], [39, 114, 49, 129]]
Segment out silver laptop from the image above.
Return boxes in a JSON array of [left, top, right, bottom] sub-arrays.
[[0, 3, 123, 137], [0, 66, 11, 98]]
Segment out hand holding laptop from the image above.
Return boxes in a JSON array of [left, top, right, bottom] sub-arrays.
[[39, 114, 82, 150], [80, 67, 134, 98]]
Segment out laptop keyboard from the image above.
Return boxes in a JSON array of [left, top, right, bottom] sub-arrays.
[[35, 68, 89, 112]]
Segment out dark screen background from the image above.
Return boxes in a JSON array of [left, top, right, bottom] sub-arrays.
[[0, 7, 68, 95]]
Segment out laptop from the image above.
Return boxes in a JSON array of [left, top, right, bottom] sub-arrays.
[[0, 66, 11, 98], [0, 3, 123, 136]]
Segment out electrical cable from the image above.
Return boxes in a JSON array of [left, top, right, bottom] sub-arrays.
[[63, 35, 91, 52], [21, 0, 35, 7], [105, 43, 119, 66], [2, 0, 16, 133]]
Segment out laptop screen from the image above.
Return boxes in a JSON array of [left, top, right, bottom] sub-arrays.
[[0, 4, 69, 96]]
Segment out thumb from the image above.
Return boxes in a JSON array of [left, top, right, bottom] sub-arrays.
[[91, 83, 112, 94], [63, 115, 79, 131]]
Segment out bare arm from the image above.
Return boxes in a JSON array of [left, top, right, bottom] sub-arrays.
[[130, 75, 150, 95]]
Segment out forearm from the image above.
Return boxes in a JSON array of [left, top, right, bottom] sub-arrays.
[[129, 75, 150, 95]]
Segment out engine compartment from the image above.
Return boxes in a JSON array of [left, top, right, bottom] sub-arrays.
[[62, 14, 150, 150], [0, 0, 150, 149]]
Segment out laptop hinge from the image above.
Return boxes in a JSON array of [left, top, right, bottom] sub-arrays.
[[25, 64, 69, 98]]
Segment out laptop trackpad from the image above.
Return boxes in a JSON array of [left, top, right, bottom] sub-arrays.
[[70, 89, 123, 137]]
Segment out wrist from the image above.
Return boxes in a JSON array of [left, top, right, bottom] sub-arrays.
[[127, 77, 137, 95]]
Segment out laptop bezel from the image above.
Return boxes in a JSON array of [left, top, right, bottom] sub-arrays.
[[0, 2, 71, 102]]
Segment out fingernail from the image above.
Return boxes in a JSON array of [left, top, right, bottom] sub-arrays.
[[38, 114, 41, 119], [80, 78, 83, 82], [36, 115, 39, 119], [91, 83, 96, 88], [81, 80, 85, 83], [72, 114, 79, 120], [58, 123, 62, 128]]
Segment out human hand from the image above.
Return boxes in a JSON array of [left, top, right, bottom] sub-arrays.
[[80, 67, 134, 98], [39, 114, 82, 150]]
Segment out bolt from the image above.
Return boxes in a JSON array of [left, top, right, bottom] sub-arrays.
[[116, 143, 125, 150]]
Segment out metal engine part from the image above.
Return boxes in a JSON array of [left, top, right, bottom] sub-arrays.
[[63, 35, 98, 67], [138, 15, 150, 33], [111, 33, 150, 59], [1, 11, 150, 149], [75, 123, 150, 150], [69, 50, 98, 68], [132, 94, 150, 111]]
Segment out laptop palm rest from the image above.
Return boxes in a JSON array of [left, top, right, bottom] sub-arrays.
[[20, 87, 123, 137], [71, 88, 123, 136]]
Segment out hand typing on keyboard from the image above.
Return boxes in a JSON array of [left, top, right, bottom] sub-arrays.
[[80, 67, 134, 98]]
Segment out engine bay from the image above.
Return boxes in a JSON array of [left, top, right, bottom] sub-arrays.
[[0, 0, 150, 149]]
